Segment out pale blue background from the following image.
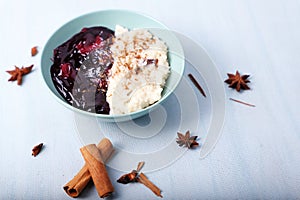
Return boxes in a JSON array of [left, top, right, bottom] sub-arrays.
[[0, 0, 299, 199]]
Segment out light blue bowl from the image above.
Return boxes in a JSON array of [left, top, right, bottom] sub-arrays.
[[41, 10, 184, 122]]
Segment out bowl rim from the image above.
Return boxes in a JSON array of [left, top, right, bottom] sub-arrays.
[[41, 9, 185, 120]]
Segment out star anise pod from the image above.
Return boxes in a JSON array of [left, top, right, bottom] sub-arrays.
[[176, 130, 199, 149], [6, 64, 34, 85], [224, 70, 250, 92]]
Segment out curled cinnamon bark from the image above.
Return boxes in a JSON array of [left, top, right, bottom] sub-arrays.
[[63, 138, 114, 197], [80, 144, 114, 198], [137, 173, 163, 198]]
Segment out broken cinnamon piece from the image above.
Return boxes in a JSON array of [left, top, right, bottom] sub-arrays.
[[63, 138, 114, 198], [32, 143, 43, 157], [137, 173, 163, 198], [229, 98, 255, 107], [188, 73, 206, 97], [117, 170, 138, 184], [136, 161, 145, 172], [31, 46, 38, 56], [117, 161, 144, 184], [117, 162, 162, 197], [80, 144, 114, 198]]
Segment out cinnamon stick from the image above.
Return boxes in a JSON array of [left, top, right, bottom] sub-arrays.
[[63, 138, 114, 197], [137, 173, 163, 198], [80, 144, 114, 198], [229, 98, 256, 107], [188, 73, 207, 97]]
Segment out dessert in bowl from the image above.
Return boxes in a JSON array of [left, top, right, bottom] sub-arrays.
[[41, 10, 184, 122]]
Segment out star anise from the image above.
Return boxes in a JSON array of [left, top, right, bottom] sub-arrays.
[[6, 64, 34, 85], [224, 70, 250, 92], [176, 130, 199, 149]]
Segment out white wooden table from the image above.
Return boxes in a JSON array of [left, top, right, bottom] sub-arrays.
[[1, 0, 299, 199]]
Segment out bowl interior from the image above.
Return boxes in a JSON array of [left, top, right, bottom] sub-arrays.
[[41, 10, 184, 122]]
